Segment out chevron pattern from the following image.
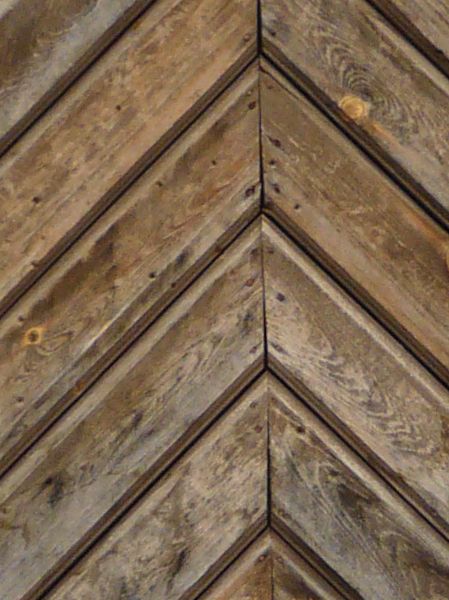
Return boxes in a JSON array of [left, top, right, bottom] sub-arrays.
[[1, 0, 449, 599]]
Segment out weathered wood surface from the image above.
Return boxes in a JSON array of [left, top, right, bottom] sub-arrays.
[[261, 65, 449, 384], [271, 534, 343, 600], [262, 0, 449, 224], [0, 0, 156, 154], [0, 66, 260, 478], [369, 0, 449, 76], [200, 533, 271, 600], [45, 380, 268, 600], [263, 220, 449, 539], [270, 378, 449, 599], [0, 228, 264, 600], [0, 0, 256, 318]]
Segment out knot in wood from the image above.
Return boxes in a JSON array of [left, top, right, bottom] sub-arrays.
[[339, 95, 369, 122]]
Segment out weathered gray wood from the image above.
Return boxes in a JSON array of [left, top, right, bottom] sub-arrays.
[[270, 378, 449, 599], [261, 64, 449, 384], [263, 220, 449, 539], [0, 0, 156, 154], [201, 533, 272, 600], [0, 227, 264, 600], [262, 0, 449, 225], [0, 0, 257, 318], [0, 66, 260, 478], [369, 0, 449, 76], [45, 379, 268, 600], [272, 534, 343, 600]]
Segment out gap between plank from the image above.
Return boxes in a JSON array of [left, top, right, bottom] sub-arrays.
[[261, 51, 449, 234], [33, 367, 266, 600]]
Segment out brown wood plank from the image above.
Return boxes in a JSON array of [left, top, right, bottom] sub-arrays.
[[263, 220, 449, 540], [45, 378, 268, 600], [269, 377, 449, 599], [0, 65, 260, 479], [0, 0, 257, 318], [369, 0, 449, 77], [0, 226, 264, 600], [262, 0, 449, 225], [200, 533, 272, 600], [272, 534, 343, 600], [0, 0, 156, 155], [261, 64, 449, 384]]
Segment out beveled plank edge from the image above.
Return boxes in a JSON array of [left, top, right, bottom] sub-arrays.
[[366, 0, 449, 79], [0, 0, 159, 160], [28, 369, 266, 600], [0, 196, 261, 482], [260, 45, 449, 232], [0, 47, 258, 323], [259, 61, 449, 387]]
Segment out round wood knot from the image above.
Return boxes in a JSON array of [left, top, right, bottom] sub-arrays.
[[339, 95, 369, 122], [23, 326, 44, 346]]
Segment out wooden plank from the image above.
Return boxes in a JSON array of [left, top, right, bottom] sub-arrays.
[[261, 64, 449, 384], [272, 534, 343, 600], [0, 0, 257, 318], [200, 533, 272, 600], [0, 0, 157, 155], [0, 227, 264, 600], [269, 378, 449, 599], [0, 65, 260, 478], [45, 379, 268, 600], [263, 220, 449, 539], [369, 0, 449, 77], [262, 0, 449, 225]]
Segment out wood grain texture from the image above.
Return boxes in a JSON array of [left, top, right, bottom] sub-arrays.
[[0, 66, 260, 478], [45, 379, 268, 600], [200, 533, 272, 600], [263, 220, 449, 539], [262, 0, 449, 224], [369, 0, 449, 76], [261, 64, 449, 384], [0, 0, 256, 318], [0, 227, 264, 600], [270, 378, 449, 599], [272, 534, 343, 600], [0, 0, 156, 154]]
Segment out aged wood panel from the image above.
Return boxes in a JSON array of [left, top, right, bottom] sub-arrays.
[[262, 0, 449, 224], [45, 380, 268, 600], [261, 64, 449, 384], [270, 378, 449, 599], [369, 0, 449, 76], [0, 227, 264, 600], [0, 66, 260, 478], [0, 0, 256, 318], [0, 0, 156, 154], [263, 220, 449, 539], [271, 534, 343, 600], [200, 533, 271, 600]]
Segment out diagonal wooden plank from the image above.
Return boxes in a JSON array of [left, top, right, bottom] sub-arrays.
[[0, 64, 260, 479], [0, 0, 157, 155], [269, 377, 449, 599], [263, 218, 449, 540], [261, 0, 449, 226], [0, 0, 257, 319], [0, 225, 264, 600], [44, 377, 268, 600], [271, 534, 344, 600], [199, 533, 272, 600], [261, 63, 449, 384], [368, 0, 449, 77]]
